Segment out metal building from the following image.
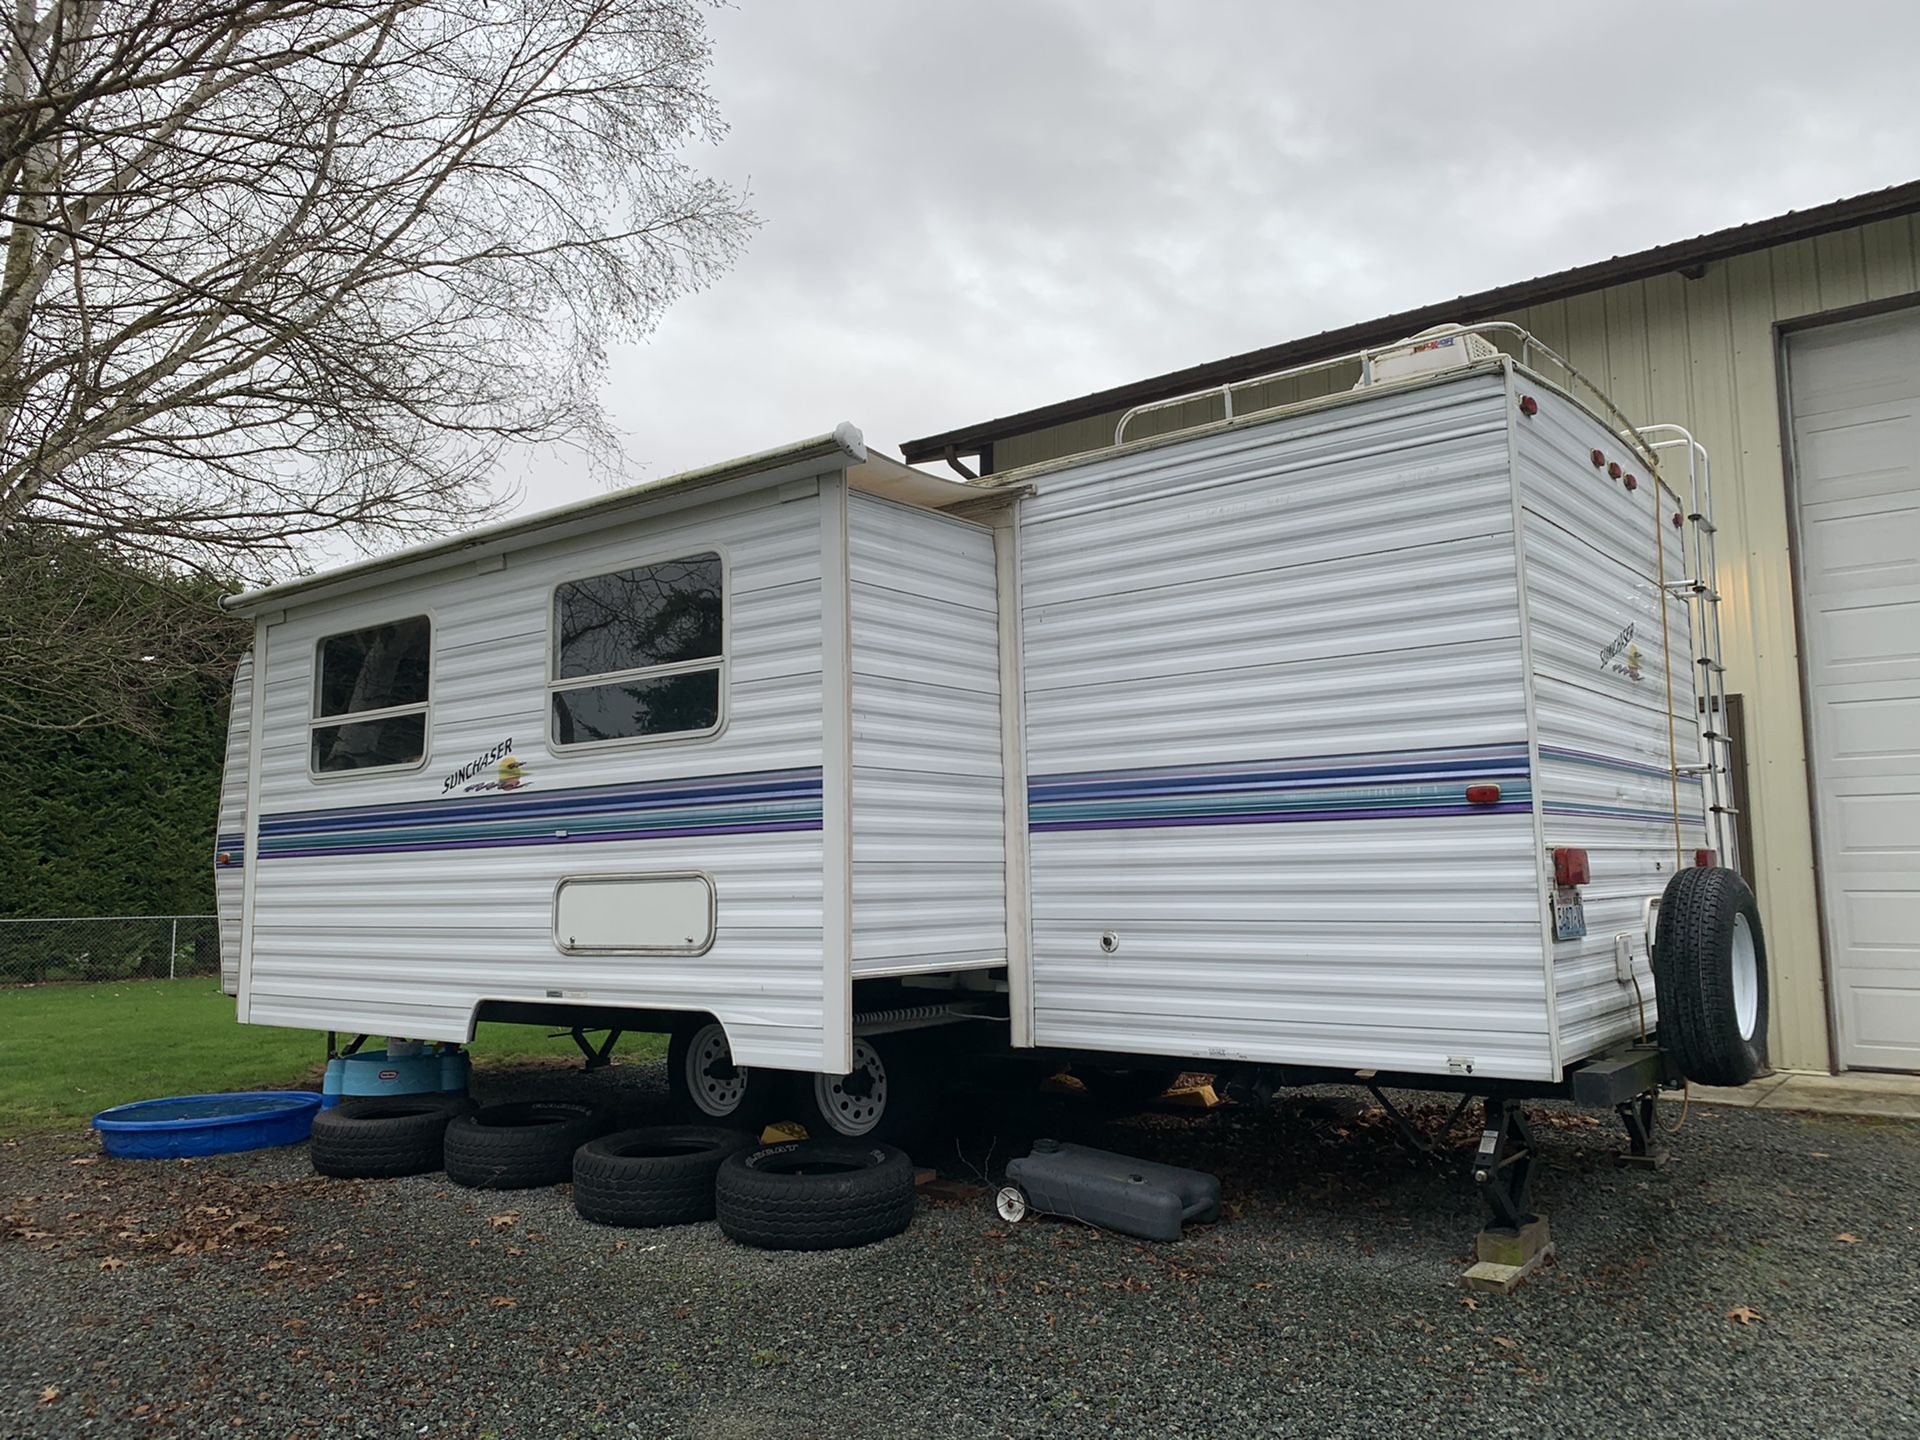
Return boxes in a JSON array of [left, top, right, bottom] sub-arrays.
[[903, 181, 1920, 1077]]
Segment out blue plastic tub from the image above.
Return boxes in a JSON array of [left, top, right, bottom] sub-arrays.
[[92, 1092, 322, 1159], [320, 1048, 468, 1109]]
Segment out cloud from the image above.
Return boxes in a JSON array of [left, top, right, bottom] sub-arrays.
[[510, 0, 1920, 507]]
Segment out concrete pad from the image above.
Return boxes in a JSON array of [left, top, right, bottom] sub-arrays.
[[1683, 1069, 1920, 1120]]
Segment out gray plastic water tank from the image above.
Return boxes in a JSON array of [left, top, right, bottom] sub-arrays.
[[1002, 1139, 1220, 1242]]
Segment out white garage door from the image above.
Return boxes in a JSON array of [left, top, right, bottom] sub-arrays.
[[1786, 306, 1920, 1073]]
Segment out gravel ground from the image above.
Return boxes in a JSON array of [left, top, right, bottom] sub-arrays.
[[2, 1060, 1916, 1439]]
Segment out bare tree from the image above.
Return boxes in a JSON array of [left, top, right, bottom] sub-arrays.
[[0, 0, 751, 728]]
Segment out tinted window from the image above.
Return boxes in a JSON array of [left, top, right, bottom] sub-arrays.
[[550, 553, 724, 746], [316, 617, 430, 716], [554, 554, 721, 681], [551, 671, 721, 747], [311, 713, 428, 774]]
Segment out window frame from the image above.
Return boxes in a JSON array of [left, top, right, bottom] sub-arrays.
[[306, 612, 434, 781], [544, 545, 730, 755]]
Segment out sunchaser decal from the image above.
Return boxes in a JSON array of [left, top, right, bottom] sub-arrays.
[[443, 737, 527, 794], [1599, 623, 1644, 682]]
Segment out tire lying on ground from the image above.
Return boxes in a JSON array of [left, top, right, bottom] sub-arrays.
[[1652, 864, 1770, 1087], [714, 1140, 916, 1251], [309, 1094, 473, 1179], [444, 1101, 608, 1190], [572, 1126, 756, 1228]]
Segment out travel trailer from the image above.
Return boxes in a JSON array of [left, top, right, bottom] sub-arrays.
[[217, 324, 1766, 1221]]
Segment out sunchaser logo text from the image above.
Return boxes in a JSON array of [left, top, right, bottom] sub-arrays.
[[442, 738, 525, 794]]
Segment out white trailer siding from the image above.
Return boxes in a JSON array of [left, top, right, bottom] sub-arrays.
[[215, 650, 253, 997], [1513, 389, 1709, 1061], [241, 489, 836, 1069], [1018, 373, 1561, 1080], [846, 492, 1006, 976]]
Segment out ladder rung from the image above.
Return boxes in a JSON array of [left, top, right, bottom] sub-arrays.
[[1696, 658, 1726, 672], [1687, 513, 1718, 534], [1664, 581, 1720, 600], [1711, 805, 1741, 816]]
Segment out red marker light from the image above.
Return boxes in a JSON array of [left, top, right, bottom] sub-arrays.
[[1465, 783, 1502, 806], [1552, 847, 1591, 887], [1518, 395, 1539, 417], [1623, 474, 1638, 491], [1673, 511, 1684, 528], [216, 852, 233, 865], [1590, 449, 1606, 467], [1694, 848, 1718, 869], [1607, 462, 1622, 479]]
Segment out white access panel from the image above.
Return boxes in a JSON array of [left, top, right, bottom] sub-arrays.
[[1786, 306, 1920, 1073]]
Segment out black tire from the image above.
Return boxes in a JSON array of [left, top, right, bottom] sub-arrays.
[[444, 1101, 608, 1190], [714, 1141, 916, 1251], [309, 1095, 472, 1179], [572, 1126, 755, 1228], [795, 1034, 934, 1145], [1074, 1064, 1181, 1113], [1653, 866, 1770, 1087], [668, 1020, 783, 1128]]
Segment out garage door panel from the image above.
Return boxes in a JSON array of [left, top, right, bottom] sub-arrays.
[[1798, 496, 1920, 592], [1789, 305, 1920, 1072]]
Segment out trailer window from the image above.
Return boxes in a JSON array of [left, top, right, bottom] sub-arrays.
[[550, 553, 723, 747], [309, 616, 431, 775]]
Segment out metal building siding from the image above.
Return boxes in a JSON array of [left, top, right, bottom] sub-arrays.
[[242, 490, 835, 1070], [1020, 375, 1558, 1080], [993, 217, 1920, 1070], [215, 650, 253, 997], [846, 493, 1007, 976]]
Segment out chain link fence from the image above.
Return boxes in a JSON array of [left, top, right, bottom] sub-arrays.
[[0, 915, 220, 985]]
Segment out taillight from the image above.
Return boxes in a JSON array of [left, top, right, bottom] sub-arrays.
[[1694, 848, 1717, 869], [1465, 783, 1502, 805], [1518, 394, 1539, 417], [1590, 449, 1606, 467], [1553, 847, 1591, 887], [1608, 462, 1622, 479]]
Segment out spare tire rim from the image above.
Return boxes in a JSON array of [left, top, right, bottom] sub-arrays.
[[687, 1023, 747, 1118], [814, 1038, 887, 1136], [1731, 912, 1759, 1041]]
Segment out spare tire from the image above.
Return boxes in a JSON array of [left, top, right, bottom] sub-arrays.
[[715, 1140, 916, 1251], [1653, 865, 1769, 1087], [310, 1095, 472, 1179], [444, 1101, 608, 1190], [572, 1126, 755, 1228]]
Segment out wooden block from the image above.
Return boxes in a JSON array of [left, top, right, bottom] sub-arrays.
[[1040, 1073, 1085, 1094], [759, 1121, 808, 1144], [913, 1167, 938, 1189], [919, 1179, 987, 1205], [1163, 1083, 1220, 1109], [1475, 1217, 1551, 1268]]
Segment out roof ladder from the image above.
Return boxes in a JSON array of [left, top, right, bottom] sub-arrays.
[[1629, 424, 1737, 873]]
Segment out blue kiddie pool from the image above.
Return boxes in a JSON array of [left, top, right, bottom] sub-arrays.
[[92, 1092, 323, 1159]]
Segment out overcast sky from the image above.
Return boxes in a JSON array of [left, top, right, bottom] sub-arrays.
[[505, 0, 1920, 511]]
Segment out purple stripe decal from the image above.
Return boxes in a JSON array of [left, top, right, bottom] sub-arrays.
[[265, 817, 823, 859], [1032, 801, 1533, 833]]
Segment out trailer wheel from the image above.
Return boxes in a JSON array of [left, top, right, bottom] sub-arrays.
[[309, 1095, 471, 1179], [714, 1140, 916, 1251], [1653, 866, 1770, 1087], [798, 1035, 931, 1144], [572, 1126, 755, 1228], [444, 1101, 608, 1190], [668, 1021, 780, 1128], [1073, 1064, 1181, 1113]]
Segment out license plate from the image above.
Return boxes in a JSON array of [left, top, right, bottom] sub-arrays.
[[1553, 886, 1587, 941]]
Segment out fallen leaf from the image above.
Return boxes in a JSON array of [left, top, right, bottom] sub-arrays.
[[1725, 1305, 1763, 1325], [38, 1385, 58, 1405], [1460, 1296, 1479, 1312], [98, 1256, 125, 1271], [489, 1297, 516, 1308], [1492, 1337, 1519, 1351], [1810, 1151, 1831, 1159], [487, 1212, 519, 1229], [1836, 1233, 1860, 1244], [69, 1157, 97, 1166]]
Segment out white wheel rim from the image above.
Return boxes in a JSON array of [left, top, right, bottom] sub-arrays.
[[1731, 913, 1759, 1041], [686, 1023, 746, 1118], [814, 1038, 887, 1136], [996, 1186, 1028, 1223]]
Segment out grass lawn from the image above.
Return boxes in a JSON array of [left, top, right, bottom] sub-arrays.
[[0, 978, 665, 1133]]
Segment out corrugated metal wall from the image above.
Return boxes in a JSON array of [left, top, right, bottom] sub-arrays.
[[991, 216, 1920, 1072]]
